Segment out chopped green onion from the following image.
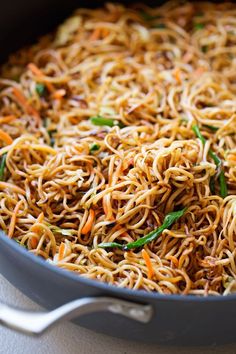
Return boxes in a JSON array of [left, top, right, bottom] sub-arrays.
[[14, 238, 27, 248], [192, 125, 206, 145], [203, 125, 219, 132], [140, 11, 161, 21], [98, 242, 123, 249], [98, 207, 187, 250], [48, 130, 57, 147], [35, 83, 46, 97], [194, 23, 204, 30], [47, 224, 73, 236], [209, 176, 215, 194], [90, 143, 100, 153], [201, 45, 208, 53], [192, 125, 227, 198], [152, 23, 166, 29], [90, 115, 124, 128], [0, 153, 7, 181], [218, 171, 227, 198]]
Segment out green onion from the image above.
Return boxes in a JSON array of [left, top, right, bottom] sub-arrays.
[[192, 125, 228, 198], [152, 23, 166, 29], [48, 130, 57, 147], [98, 241, 123, 249], [14, 238, 27, 248], [140, 11, 161, 21], [98, 207, 187, 250], [218, 171, 227, 198], [47, 224, 73, 236], [35, 83, 46, 97], [203, 125, 219, 132], [201, 45, 208, 53], [209, 176, 215, 194], [90, 115, 124, 128], [194, 23, 204, 30], [0, 153, 7, 181], [90, 143, 100, 153]]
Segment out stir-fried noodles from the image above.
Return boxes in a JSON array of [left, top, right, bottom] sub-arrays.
[[0, 1, 235, 295]]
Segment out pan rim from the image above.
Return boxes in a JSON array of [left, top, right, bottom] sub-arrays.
[[1, 233, 236, 303]]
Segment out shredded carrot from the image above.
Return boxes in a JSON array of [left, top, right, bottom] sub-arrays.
[[12, 87, 40, 124], [101, 28, 109, 37], [58, 243, 65, 261], [142, 249, 154, 279], [0, 182, 26, 195], [28, 63, 54, 92], [52, 89, 66, 100], [166, 255, 179, 267], [0, 115, 16, 125], [0, 129, 13, 145], [173, 67, 181, 84], [8, 200, 23, 238], [81, 208, 95, 234], [30, 236, 38, 249], [90, 28, 101, 41]]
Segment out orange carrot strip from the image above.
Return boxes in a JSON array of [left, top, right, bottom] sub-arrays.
[[0, 182, 25, 195], [30, 236, 38, 249], [81, 209, 95, 234], [173, 67, 181, 84], [90, 28, 101, 41], [142, 249, 154, 279], [12, 87, 40, 124], [0, 115, 17, 124], [101, 28, 109, 37], [0, 129, 13, 145], [52, 89, 66, 100], [28, 63, 54, 92], [8, 200, 23, 238], [58, 243, 65, 261]]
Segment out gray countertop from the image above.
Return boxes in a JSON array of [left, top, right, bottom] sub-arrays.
[[0, 274, 236, 354]]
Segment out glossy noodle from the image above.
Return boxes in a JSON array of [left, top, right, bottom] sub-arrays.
[[0, 1, 235, 295]]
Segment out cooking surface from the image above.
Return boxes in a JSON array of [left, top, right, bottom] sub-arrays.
[[0, 275, 236, 354]]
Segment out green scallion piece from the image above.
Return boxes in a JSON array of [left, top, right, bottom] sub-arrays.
[[203, 125, 219, 132], [194, 23, 204, 30], [152, 23, 166, 29], [90, 115, 124, 128], [140, 11, 161, 21], [35, 83, 46, 97], [192, 124, 228, 198], [98, 207, 187, 250], [48, 130, 57, 147], [0, 153, 7, 181], [90, 143, 100, 153]]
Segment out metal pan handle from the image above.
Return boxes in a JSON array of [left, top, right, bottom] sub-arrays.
[[0, 297, 153, 336]]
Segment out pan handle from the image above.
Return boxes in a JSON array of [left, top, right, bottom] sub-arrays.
[[0, 297, 153, 336]]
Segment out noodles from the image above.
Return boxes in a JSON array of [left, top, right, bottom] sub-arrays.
[[0, 1, 235, 295]]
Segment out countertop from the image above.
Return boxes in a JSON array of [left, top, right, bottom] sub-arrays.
[[1, 274, 236, 354]]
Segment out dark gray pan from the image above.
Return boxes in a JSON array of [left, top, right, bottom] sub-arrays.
[[0, 0, 234, 346]]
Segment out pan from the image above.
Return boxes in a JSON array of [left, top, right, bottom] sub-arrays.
[[0, 0, 235, 347]]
